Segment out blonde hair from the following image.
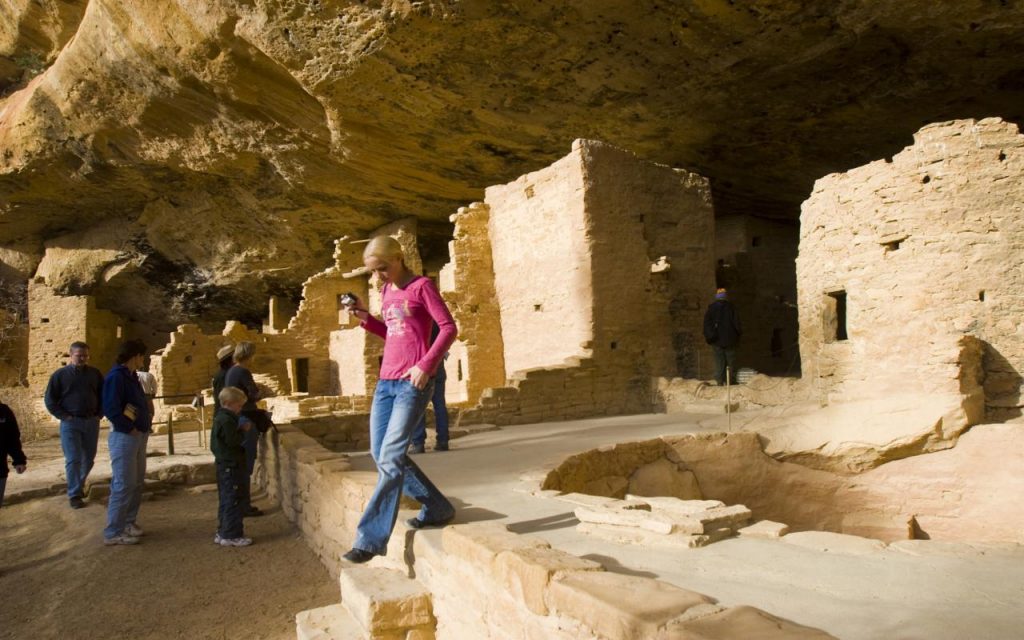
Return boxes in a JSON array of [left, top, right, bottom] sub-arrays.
[[218, 386, 247, 406], [234, 341, 255, 363], [363, 236, 404, 262]]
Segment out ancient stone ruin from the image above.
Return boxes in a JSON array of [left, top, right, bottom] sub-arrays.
[[3, 3, 1024, 639]]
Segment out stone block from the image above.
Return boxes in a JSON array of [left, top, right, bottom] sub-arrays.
[[782, 531, 887, 555], [547, 571, 711, 640], [737, 520, 790, 538], [442, 522, 550, 570], [339, 566, 435, 634], [296, 603, 362, 640], [660, 605, 837, 639], [494, 546, 604, 615]]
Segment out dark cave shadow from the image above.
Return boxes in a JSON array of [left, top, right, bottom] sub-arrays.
[[978, 339, 1022, 421], [578, 553, 660, 580]]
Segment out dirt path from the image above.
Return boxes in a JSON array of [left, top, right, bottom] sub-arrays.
[[0, 489, 336, 640]]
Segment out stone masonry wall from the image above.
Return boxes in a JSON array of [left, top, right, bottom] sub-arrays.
[[438, 202, 506, 406], [27, 280, 122, 387], [798, 118, 1024, 419], [580, 140, 715, 380], [259, 424, 833, 639], [486, 148, 594, 377]]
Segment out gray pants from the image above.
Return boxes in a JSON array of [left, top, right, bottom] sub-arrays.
[[713, 346, 737, 385]]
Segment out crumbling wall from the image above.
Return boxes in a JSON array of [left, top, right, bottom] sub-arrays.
[[580, 140, 715, 380], [715, 215, 800, 376], [27, 280, 123, 387], [453, 140, 714, 423], [798, 118, 1024, 420], [438, 202, 505, 405]]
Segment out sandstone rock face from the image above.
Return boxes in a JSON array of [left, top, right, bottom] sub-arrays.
[[3, 2, 1024, 325]]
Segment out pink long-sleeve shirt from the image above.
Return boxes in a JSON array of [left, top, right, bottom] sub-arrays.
[[361, 276, 457, 380]]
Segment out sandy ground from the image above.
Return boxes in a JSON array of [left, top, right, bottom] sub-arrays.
[[0, 488, 336, 640]]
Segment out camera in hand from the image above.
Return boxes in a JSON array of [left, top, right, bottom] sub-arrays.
[[340, 292, 358, 308]]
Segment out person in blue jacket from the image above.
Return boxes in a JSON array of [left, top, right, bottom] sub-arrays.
[[102, 339, 153, 545]]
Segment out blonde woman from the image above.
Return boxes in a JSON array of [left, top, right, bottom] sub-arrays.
[[341, 236, 457, 563]]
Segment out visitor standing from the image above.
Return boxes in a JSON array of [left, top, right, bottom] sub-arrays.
[[44, 341, 103, 509], [0, 400, 27, 509], [224, 342, 265, 517], [211, 386, 254, 547], [340, 236, 457, 564], [102, 339, 153, 545], [703, 288, 742, 386]]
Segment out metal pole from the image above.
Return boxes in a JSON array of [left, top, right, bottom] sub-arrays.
[[167, 413, 175, 456], [726, 366, 732, 431]]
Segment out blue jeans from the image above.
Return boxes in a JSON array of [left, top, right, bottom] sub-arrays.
[[104, 430, 148, 538], [60, 417, 100, 498], [216, 462, 245, 539], [353, 379, 455, 555], [412, 366, 449, 447]]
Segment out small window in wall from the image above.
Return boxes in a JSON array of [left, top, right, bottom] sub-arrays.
[[41, 317, 49, 323], [184, 355, 192, 364], [457, 359, 464, 382], [978, 290, 986, 302], [751, 236, 762, 248], [826, 290, 848, 342]]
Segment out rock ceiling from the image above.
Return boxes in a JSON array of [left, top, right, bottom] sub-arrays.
[[1, 0, 1022, 328]]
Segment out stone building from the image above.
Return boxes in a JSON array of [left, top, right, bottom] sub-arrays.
[[797, 117, 1024, 423], [431, 140, 716, 423], [27, 280, 126, 387]]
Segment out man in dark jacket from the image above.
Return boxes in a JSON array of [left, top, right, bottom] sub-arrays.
[[44, 341, 103, 508], [703, 288, 742, 386], [102, 340, 153, 545], [1, 401, 28, 509]]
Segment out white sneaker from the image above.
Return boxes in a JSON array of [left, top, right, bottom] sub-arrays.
[[218, 536, 253, 547], [213, 533, 223, 544], [104, 534, 140, 546], [125, 523, 144, 537]]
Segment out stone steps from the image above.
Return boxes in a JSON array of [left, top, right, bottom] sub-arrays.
[[296, 566, 436, 639]]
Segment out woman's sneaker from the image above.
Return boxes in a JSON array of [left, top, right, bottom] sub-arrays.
[[104, 534, 140, 546], [218, 536, 253, 547], [213, 533, 223, 544], [125, 523, 144, 537]]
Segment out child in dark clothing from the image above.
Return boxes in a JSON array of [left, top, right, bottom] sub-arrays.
[[1, 401, 28, 509], [211, 387, 253, 547]]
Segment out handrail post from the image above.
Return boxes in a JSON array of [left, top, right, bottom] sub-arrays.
[[167, 413, 175, 456]]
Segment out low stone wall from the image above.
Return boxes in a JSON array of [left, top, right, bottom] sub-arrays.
[[257, 425, 833, 639]]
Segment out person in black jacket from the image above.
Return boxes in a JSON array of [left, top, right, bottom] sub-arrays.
[[1, 401, 28, 509], [43, 341, 103, 509], [703, 288, 742, 386]]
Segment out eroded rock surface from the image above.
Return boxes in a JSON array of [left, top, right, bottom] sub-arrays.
[[3, 1, 1024, 325]]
